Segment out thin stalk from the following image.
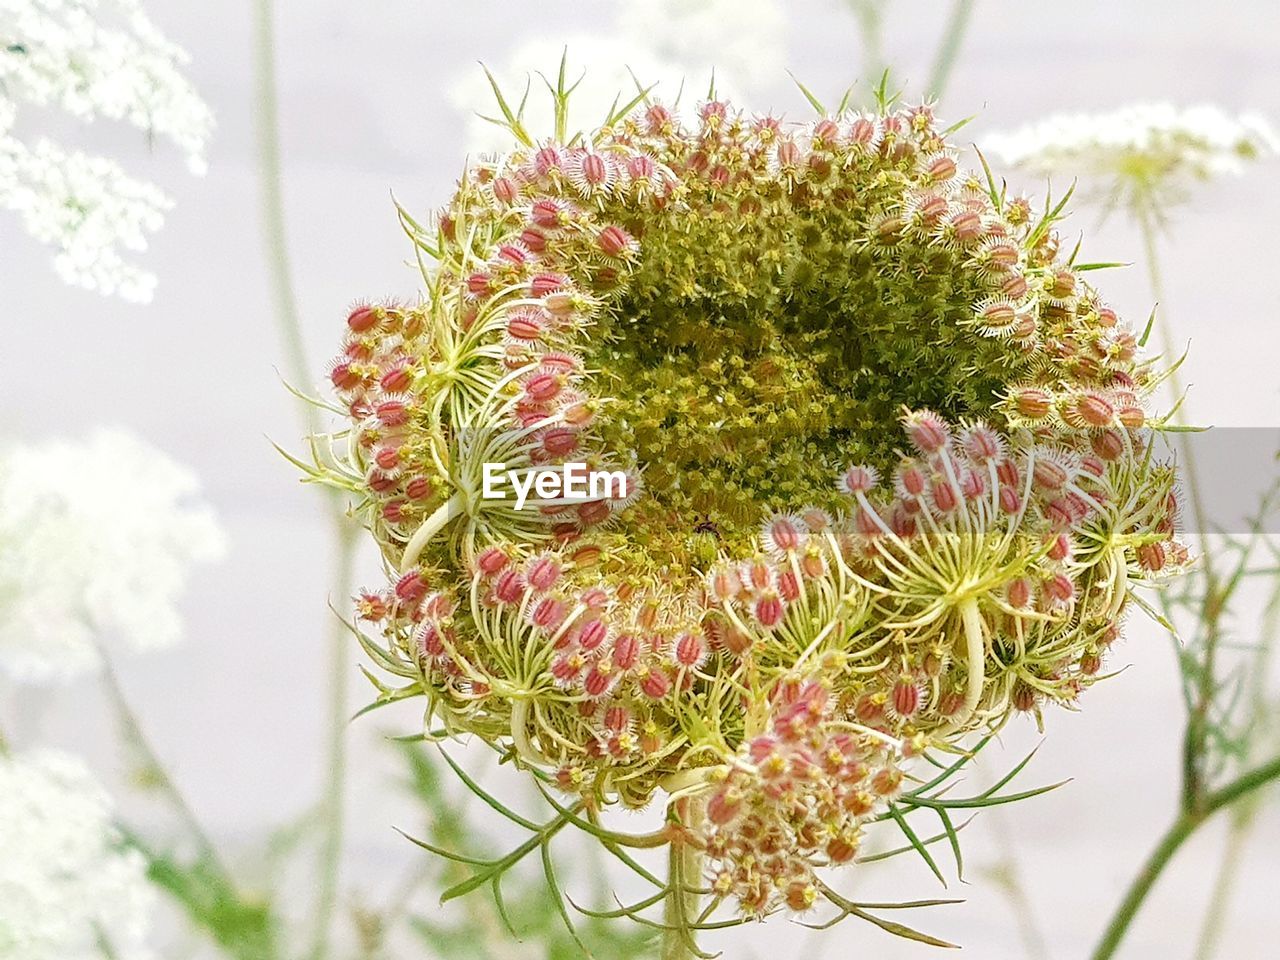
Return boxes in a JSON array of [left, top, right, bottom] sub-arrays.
[[251, 2, 359, 957], [1191, 805, 1255, 960], [1135, 207, 1213, 575], [662, 799, 704, 960], [1134, 205, 1226, 813], [100, 651, 225, 872], [1192, 575, 1280, 959], [926, 0, 977, 98], [1090, 755, 1280, 960]]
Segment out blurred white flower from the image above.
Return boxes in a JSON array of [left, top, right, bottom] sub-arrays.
[[450, 0, 787, 154], [615, 0, 787, 90], [1, 137, 173, 301], [0, 429, 227, 684], [0, 0, 214, 301], [0, 748, 156, 960], [985, 103, 1279, 212]]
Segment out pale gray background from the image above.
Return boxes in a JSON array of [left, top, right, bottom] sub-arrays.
[[2, 1, 1279, 958]]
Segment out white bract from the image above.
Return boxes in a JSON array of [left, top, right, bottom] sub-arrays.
[[985, 103, 1279, 206], [0, 0, 213, 301], [0, 429, 227, 684], [0, 749, 156, 960]]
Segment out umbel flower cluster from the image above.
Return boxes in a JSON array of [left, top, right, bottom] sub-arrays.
[[314, 83, 1186, 929], [1, 0, 213, 300]]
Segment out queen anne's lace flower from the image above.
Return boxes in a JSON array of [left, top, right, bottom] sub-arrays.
[[0, 429, 226, 683], [0, 749, 156, 960], [985, 103, 1279, 209], [0, 0, 213, 300], [320, 89, 1186, 922]]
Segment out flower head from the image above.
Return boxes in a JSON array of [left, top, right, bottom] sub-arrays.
[[319, 79, 1186, 926]]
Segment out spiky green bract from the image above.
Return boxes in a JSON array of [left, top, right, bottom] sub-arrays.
[[309, 83, 1187, 944]]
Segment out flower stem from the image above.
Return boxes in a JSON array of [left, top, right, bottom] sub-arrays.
[[662, 798, 704, 960], [310, 516, 359, 960], [1192, 805, 1257, 960], [1089, 754, 1280, 960], [251, 2, 358, 957], [399, 492, 463, 572], [939, 596, 986, 734]]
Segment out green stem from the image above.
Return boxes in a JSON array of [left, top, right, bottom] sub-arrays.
[[1192, 806, 1256, 960], [662, 800, 704, 960], [251, 2, 358, 957], [1090, 754, 1280, 960], [310, 517, 358, 960], [926, 0, 977, 99], [1135, 205, 1225, 814]]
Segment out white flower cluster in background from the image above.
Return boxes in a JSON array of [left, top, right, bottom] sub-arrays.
[[0, 429, 227, 684], [0, 749, 156, 960], [0, 0, 213, 301], [985, 103, 1279, 206], [449, 0, 788, 154]]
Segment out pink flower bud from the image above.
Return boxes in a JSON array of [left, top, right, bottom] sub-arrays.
[[839, 464, 878, 495], [598, 225, 634, 257]]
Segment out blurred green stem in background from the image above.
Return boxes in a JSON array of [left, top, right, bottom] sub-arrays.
[[1192, 576, 1280, 960], [926, 0, 975, 98], [250, 2, 360, 958], [1089, 205, 1280, 960], [845, 0, 976, 101]]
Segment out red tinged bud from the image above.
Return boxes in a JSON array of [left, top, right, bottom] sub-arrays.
[[530, 272, 567, 296], [493, 569, 525, 604], [674, 631, 706, 667], [892, 677, 920, 717], [1007, 577, 1032, 609], [329, 361, 359, 392], [641, 669, 671, 699], [404, 476, 433, 500], [395, 569, 429, 604], [347, 304, 380, 332], [597, 225, 634, 257], [530, 199, 566, 229], [578, 617, 608, 651], [519, 228, 548, 253], [380, 362, 414, 393], [753, 592, 785, 629], [375, 398, 410, 427], [613, 633, 639, 671], [492, 177, 517, 204], [356, 592, 388, 621], [1013, 387, 1052, 420], [475, 547, 509, 576], [706, 787, 742, 825]]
